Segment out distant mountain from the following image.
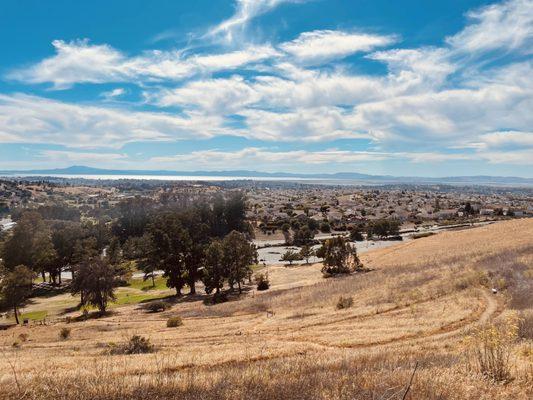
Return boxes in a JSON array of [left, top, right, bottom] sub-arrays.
[[0, 165, 532, 186]]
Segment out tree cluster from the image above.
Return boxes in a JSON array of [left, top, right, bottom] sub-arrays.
[[316, 236, 362, 276]]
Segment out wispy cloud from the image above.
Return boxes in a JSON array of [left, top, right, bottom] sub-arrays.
[[0, 94, 228, 148], [2, 0, 533, 172], [100, 88, 127, 101], [207, 0, 306, 43], [280, 30, 396, 64], [8, 40, 279, 89], [446, 0, 533, 54]]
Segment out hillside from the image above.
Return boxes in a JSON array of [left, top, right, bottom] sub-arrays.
[[0, 219, 532, 399]]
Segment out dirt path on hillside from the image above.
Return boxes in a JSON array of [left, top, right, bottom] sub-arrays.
[[280, 288, 503, 353]]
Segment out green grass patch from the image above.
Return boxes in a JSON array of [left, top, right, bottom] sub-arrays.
[[21, 310, 48, 321], [111, 291, 171, 307], [127, 275, 168, 291]]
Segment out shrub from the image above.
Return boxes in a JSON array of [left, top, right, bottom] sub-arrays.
[[465, 315, 519, 382], [255, 273, 270, 291], [110, 335, 154, 355], [18, 333, 29, 342], [166, 316, 183, 328], [141, 300, 171, 313], [518, 310, 533, 340], [336, 296, 354, 310], [412, 232, 435, 239], [59, 327, 71, 340], [204, 291, 228, 305]]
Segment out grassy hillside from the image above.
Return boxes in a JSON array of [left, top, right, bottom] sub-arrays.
[[1, 219, 532, 399]]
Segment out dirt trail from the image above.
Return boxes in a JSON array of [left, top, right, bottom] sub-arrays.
[[290, 288, 503, 352]]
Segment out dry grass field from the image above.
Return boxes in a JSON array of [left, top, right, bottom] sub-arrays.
[[1, 219, 532, 399]]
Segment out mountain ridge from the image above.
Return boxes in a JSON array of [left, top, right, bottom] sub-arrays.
[[0, 165, 531, 185]]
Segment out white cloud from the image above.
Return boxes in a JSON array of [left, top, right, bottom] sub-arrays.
[[446, 0, 533, 54], [39, 150, 129, 163], [152, 148, 394, 168], [100, 88, 127, 101], [150, 148, 484, 169], [478, 131, 533, 148], [0, 94, 228, 148], [208, 0, 305, 43], [151, 76, 260, 112], [9, 40, 279, 89], [237, 107, 370, 141], [9, 40, 128, 89], [478, 149, 533, 164], [3, 0, 533, 171], [280, 30, 396, 64]]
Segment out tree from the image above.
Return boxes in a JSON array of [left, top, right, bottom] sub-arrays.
[[127, 233, 158, 287], [281, 223, 292, 244], [71, 259, 119, 313], [293, 226, 314, 246], [112, 196, 155, 243], [0, 265, 35, 324], [146, 212, 190, 296], [2, 211, 57, 282], [281, 249, 301, 265], [299, 245, 314, 264], [225, 192, 248, 233], [316, 236, 362, 276], [320, 221, 331, 233], [366, 219, 400, 239], [32, 227, 58, 283], [222, 231, 257, 294], [106, 237, 122, 266], [51, 221, 86, 282], [202, 240, 226, 294], [350, 227, 364, 241], [179, 208, 210, 295]]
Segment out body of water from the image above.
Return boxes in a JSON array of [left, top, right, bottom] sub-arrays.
[[1, 173, 322, 182]]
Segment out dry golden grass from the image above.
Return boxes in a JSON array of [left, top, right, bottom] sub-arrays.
[[1, 219, 532, 399]]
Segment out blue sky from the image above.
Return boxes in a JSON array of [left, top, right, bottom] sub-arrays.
[[0, 0, 532, 176]]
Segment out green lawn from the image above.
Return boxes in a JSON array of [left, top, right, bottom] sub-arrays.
[[127, 275, 168, 291], [110, 290, 171, 307], [20, 310, 48, 321]]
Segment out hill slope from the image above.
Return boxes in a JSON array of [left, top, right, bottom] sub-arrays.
[[1, 219, 532, 399]]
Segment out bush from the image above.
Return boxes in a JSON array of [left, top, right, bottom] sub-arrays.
[[166, 316, 183, 328], [59, 327, 71, 340], [141, 300, 171, 313], [336, 296, 354, 310], [518, 310, 533, 340], [255, 273, 270, 291], [320, 221, 331, 233], [465, 315, 519, 382], [110, 335, 154, 355], [412, 232, 435, 239], [18, 333, 29, 342], [204, 291, 229, 305]]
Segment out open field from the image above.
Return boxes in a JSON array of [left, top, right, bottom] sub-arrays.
[[1, 219, 532, 399]]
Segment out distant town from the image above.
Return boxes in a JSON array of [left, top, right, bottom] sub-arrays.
[[2, 177, 532, 237]]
